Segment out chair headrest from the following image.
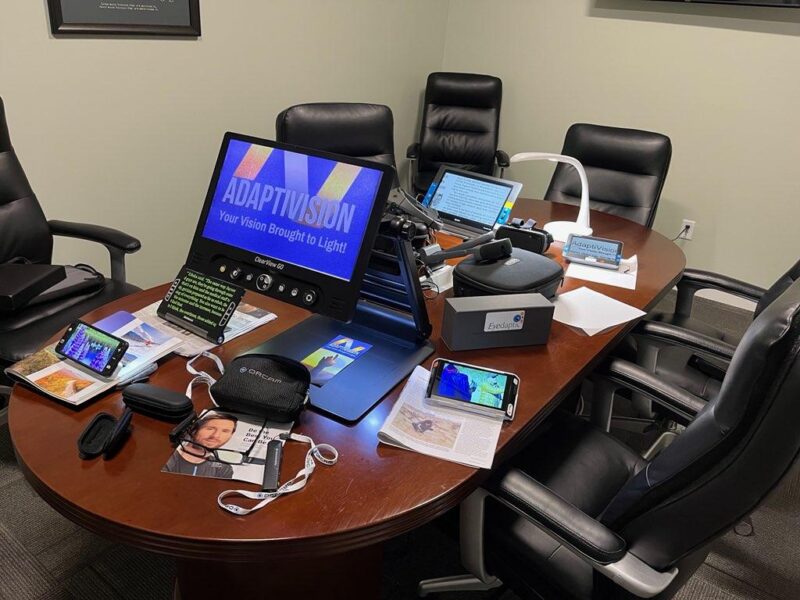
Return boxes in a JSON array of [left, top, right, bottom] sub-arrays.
[[562, 123, 672, 176], [275, 102, 394, 158], [425, 72, 502, 109]]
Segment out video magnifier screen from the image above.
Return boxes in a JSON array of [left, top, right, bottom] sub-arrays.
[[59, 324, 122, 373], [201, 139, 385, 282], [435, 361, 509, 409]]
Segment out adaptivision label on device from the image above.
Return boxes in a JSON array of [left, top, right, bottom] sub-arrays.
[[484, 310, 525, 333]]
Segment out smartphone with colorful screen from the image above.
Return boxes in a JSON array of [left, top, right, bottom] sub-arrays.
[[425, 358, 519, 421], [55, 320, 129, 378]]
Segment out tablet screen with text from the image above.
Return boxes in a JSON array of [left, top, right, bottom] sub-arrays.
[[424, 169, 518, 233]]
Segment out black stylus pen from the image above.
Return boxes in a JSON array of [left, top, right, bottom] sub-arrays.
[[262, 439, 283, 492]]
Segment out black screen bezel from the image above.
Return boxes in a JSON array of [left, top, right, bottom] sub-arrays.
[[54, 320, 129, 377], [186, 132, 395, 322]]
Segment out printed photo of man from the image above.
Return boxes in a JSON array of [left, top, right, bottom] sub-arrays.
[[164, 412, 238, 478]]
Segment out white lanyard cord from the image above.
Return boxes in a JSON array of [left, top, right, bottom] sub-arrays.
[[185, 352, 225, 406], [217, 433, 338, 516]]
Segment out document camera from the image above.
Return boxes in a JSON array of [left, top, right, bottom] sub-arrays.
[[186, 133, 433, 421]]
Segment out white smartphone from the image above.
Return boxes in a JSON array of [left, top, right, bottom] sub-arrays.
[[425, 358, 519, 421]]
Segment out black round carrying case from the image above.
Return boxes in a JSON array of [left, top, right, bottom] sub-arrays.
[[453, 248, 564, 299]]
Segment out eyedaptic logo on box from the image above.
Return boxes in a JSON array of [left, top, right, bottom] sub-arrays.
[[484, 310, 525, 333]]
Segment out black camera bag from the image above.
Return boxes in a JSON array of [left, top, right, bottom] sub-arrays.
[[453, 248, 564, 299], [210, 354, 310, 423]]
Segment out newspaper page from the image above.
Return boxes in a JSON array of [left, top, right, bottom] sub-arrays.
[[378, 366, 503, 469], [161, 408, 292, 485], [5, 311, 182, 406], [135, 301, 276, 357]]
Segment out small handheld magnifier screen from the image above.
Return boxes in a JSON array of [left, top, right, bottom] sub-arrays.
[[55, 320, 129, 378], [562, 234, 624, 270], [425, 359, 519, 420]]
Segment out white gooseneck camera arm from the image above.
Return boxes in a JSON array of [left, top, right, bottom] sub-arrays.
[[509, 152, 592, 243]]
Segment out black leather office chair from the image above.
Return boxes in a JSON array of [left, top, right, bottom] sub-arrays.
[[0, 97, 141, 373], [406, 72, 509, 196], [617, 258, 800, 423], [275, 102, 399, 186], [0, 385, 9, 424], [545, 124, 672, 228], [419, 275, 800, 600]]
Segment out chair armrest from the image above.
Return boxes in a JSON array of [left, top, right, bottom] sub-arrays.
[[675, 268, 765, 318], [455, 486, 679, 598], [600, 358, 707, 422], [406, 142, 420, 160], [495, 150, 510, 169], [635, 321, 736, 361], [49, 220, 141, 283], [49, 220, 141, 253], [489, 468, 626, 564]]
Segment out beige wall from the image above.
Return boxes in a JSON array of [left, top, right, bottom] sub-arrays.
[[442, 0, 800, 288], [0, 0, 450, 288], [4, 1, 799, 291]]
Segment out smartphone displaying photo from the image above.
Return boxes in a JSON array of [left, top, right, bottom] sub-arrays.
[[425, 359, 519, 420]]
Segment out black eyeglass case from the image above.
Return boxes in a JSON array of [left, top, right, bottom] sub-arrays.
[[78, 409, 133, 460], [122, 384, 194, 422]]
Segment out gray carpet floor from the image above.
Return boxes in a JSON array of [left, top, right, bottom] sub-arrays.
[[1, 294, 797, 600]]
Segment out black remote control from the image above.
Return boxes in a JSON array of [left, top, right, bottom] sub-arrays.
[[262, 440, 283, 492]]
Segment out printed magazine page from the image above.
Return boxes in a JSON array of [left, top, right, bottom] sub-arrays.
[[5, 311, 181, 406], [378, 366, 503, 469], [161, 409, 292, 484], [135, 300, 276, 357]]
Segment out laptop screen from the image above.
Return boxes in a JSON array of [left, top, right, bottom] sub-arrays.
[[422, 168, 519, 234]]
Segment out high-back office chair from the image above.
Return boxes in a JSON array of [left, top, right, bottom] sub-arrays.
[[624, 257, 800, 417], [406, 72, 509, 196], [0, 97, 141, 374], [545, 124, 672, 228], [275, 102, 399, 186], [420, 276, 800, 600]]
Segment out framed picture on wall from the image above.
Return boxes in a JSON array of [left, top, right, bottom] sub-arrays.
[[47, 0, 201, 37]]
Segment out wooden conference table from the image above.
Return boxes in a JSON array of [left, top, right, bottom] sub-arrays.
[[9, 199, 685, 600]]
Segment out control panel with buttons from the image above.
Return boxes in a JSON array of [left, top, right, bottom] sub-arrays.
[[213, 261, 321, 311]]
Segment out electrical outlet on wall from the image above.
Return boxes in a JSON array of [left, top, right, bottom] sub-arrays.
[[680, 219, 696, 240]]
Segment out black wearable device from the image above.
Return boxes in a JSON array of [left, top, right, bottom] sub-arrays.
[[263, 439, 283, 492], [496, 220, 553, 255]]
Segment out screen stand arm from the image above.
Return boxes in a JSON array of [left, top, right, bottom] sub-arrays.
[[250, 229, 434, 422]]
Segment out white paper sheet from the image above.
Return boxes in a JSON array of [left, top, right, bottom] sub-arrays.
[[553, 286, 646, 336], [135, 301, 276, 357], [566, 255, 638, 290]]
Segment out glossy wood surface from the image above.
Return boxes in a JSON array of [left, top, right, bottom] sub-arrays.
[[9, 199, 685, 563]]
